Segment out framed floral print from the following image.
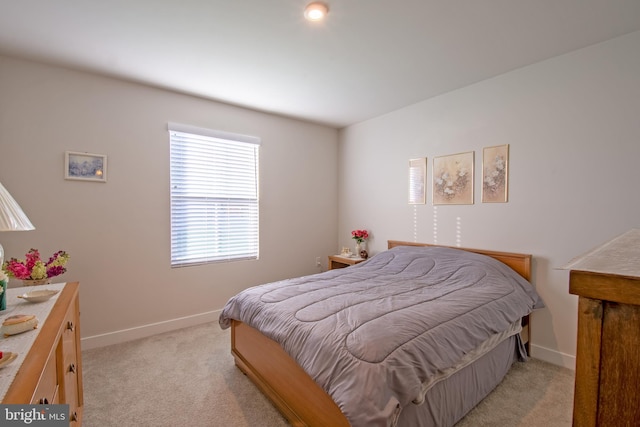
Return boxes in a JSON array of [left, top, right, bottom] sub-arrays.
[[482, 144, 509, 203], [432, 151, 474, 205]]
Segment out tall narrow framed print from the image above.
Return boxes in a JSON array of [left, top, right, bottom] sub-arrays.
[[408, 157, 427, 204], [482, 144, 509, 203], [432, 151, 474, 205]]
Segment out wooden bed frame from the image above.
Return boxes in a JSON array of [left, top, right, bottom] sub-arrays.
[[230, 240, 532, 427]]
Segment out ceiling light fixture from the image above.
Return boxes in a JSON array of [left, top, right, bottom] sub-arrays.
[[304, 2, 329, 21]]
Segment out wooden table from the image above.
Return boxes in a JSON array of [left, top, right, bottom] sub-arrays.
[[328, 255, 365, 270]]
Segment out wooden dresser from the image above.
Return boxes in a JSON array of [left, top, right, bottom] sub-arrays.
[[1, 281, 83, 425], [566, 230, 640, 426]]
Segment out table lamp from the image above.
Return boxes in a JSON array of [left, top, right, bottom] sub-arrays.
[[0, 181, 35, 267]]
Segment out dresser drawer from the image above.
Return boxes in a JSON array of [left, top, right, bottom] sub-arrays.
[[61, 306, 78, 360], [31, 350, 59, 405]]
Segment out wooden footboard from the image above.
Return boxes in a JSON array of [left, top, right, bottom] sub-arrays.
[[231, 320, 349, 427]]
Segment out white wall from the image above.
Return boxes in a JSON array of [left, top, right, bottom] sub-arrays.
[[3, 31, 638, 361], [338, 31, 640, 369], [0, 56, 339, 348]]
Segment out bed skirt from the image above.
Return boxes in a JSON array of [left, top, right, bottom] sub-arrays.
[[398, 335, 519, 426]]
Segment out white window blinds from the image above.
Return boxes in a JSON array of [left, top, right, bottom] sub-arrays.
[[169, 123, 260, 267]]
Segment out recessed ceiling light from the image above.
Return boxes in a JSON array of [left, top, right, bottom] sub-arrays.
[[304, 2, 329, 21]]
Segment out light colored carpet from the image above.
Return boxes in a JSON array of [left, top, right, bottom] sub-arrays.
[[82, 322, 574, 426]]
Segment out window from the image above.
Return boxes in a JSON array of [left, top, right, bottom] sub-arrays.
[[169, 122, 260, 267]]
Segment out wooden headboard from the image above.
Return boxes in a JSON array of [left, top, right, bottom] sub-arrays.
[[388, 240, 532, 282]]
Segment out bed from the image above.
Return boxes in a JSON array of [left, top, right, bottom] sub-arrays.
[[219, 240, 543, 427]]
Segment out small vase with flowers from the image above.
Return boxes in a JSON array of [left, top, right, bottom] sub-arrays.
[[351, 229, 369, 259], [2, 248, 70, 286]]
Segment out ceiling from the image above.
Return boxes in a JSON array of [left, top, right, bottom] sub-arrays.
[[1, 1, 640, 129]]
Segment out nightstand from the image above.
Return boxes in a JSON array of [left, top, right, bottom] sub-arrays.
[[328, 255, 366, 270]]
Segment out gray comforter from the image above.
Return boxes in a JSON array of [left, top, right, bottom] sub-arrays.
[[219, 246, 544, 426]]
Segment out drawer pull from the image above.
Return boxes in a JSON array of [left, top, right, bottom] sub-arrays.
[[39, 398, 49, 404], [71, 412, 78, 422], [69, 363, 76, 374], [67, 321, 74, 332]]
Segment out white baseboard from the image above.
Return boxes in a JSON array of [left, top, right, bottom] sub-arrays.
[[81, 309, 222, 350], [82, 312, 578, 372], [530, 343, 576, 370]]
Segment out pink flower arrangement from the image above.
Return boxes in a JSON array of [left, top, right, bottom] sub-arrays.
[[351, 229, 369, 244], [2, 249, 70, 281]]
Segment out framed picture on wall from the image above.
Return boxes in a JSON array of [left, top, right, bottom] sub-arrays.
[[408, 157, 427, 204], [64, 151, 108, 182], [432, 151, 474, 205], [482, 144, 509, 203]]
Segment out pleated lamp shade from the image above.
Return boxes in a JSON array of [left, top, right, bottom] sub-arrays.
[[0, 182, 35, 266]]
